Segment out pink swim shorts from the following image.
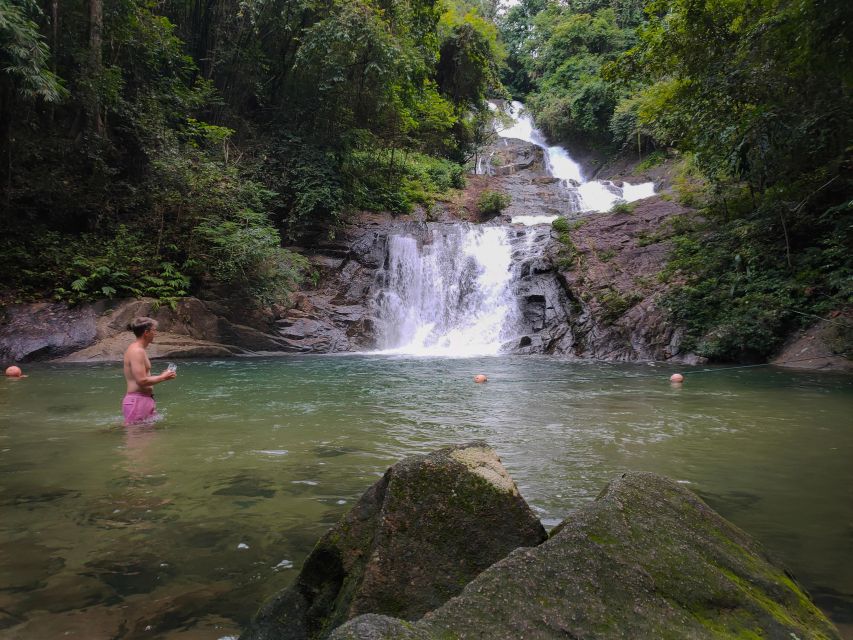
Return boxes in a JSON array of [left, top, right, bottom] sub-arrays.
[[122, 392, 158, 426]]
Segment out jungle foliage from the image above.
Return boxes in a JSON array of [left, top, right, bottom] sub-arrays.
[[1, 0, 850, 361], [501, 0, 852, 360], [0, 0, 503, 307]]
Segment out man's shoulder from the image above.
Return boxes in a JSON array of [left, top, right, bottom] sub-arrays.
[[125, 342, 145, 358]]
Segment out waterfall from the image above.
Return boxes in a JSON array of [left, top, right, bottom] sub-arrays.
[[494, 101, 656, 222], [372, 224, 523, 356], [370, 103, 656, 356]]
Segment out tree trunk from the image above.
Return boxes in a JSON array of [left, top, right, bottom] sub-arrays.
[[0, 80, 12, 212], [49, 0, 59, 123], [88, 0, 104, 136]]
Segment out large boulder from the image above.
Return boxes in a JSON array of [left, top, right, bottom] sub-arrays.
[[0, 302, 100, 362], [330, 472, 840, 640], [241, 442, 547, 640]]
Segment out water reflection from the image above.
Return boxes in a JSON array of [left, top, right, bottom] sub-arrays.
[[122, 423, 159, 477]]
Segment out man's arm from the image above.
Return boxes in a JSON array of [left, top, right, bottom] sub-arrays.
[[129, 350, 176, 386]]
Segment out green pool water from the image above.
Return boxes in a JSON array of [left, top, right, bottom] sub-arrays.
[[0, 355, 851, 638]]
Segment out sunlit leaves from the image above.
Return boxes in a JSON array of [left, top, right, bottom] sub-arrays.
[[0, 0, 66, 101]]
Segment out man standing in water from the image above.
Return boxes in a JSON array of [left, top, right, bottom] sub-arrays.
[[123, 317, 177, 425]]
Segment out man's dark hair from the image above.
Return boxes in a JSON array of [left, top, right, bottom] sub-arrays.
[[128, 317, 157, 338]]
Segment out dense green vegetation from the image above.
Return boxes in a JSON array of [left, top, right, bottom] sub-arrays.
[[502, 0, 851, 360], [2, 0, 850, 360], [0, 0, 502, 307]]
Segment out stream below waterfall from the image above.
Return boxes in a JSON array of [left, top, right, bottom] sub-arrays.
[[0, 358, 851, 638]]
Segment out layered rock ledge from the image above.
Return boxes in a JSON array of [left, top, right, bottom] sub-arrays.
[[0, 297, 291, 363]]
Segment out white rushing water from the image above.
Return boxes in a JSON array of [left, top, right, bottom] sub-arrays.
[[493, 101, 656, 223], [372, 225, 523, 356]]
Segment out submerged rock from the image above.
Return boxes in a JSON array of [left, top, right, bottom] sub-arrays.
[[241, 442, 547, 640], [329, 472, 840, 640]]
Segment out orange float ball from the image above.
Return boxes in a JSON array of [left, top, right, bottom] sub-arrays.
[[669, 373, 684, 383], [473, 374, 488, 384], [5, 366, 23, 377]]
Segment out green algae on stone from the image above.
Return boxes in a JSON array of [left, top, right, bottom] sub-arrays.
[[241, 442, 546, 640], [329, 471, 840, 640]]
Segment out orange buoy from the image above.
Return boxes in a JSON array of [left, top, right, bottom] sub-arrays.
[[473, 374, 488, 384], [669, 373, 684, 383], [5, 365, 23, 377]]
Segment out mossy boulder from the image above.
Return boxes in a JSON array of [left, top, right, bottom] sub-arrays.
[[240, 442, 547, 640], [329, 472, 840, 640]]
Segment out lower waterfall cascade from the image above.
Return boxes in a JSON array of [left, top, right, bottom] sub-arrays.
[[372, 224, 541, 356]]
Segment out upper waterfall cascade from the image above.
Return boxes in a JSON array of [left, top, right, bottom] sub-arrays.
[[490, 101, 655, 224]]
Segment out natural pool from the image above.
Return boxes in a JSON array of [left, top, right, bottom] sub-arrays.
[[0, 355, 851, 638]]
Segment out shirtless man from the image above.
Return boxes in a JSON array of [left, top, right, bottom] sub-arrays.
[[122, 317, 177, 425]]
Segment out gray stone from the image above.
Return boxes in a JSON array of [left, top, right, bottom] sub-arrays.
[[0, 302, 99, 362], [241, 442, 547, 640], [329, 472, 840, 640], [0, 297, 294, 363]]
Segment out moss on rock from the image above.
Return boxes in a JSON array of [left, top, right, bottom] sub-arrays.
[[241, 442, 546, 640], [330, 472, 840, 640]]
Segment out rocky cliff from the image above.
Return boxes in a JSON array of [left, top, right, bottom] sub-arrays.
[[272, 136, 702, 362]]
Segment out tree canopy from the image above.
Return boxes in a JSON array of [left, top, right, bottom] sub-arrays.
[[0, 0, 502, 307]]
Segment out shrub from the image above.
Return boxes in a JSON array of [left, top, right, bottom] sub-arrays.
[[598, 287, 642, 322], [637, 150, 666, 171], [610, 201, 635, 214], [344, 149, 465, 215], [478, 190, 511, 216], [551, 217, 578, 270]]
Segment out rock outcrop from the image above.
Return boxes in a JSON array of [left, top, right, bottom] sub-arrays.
[[241, 442, 547, 640], [328, 471, 840, 640], [0, 297, 293, 363], [509, 196, 703, 362], [272, 214, 398, 353]]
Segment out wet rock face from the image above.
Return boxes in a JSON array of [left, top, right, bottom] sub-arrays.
[[497, 195, 702, 362], [240, 442, 547, 640], [271, 217, 400, 353], [329, 471, 840, 640], [546, 198, 702, 362], [0, 302, 99, 362]]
